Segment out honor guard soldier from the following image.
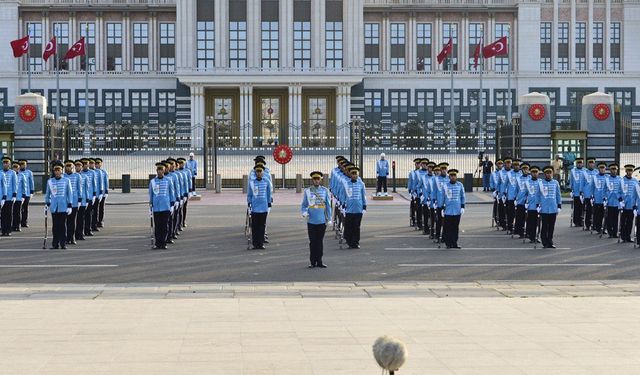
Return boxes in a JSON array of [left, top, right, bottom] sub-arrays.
[[64, 160, 83, 245], [604, 163, 623, 238], [1, 157, 17, 236], [187, 152, 198, 195], [536, 166, 562, 249], [0, 161, 5, 232], [375, 153, 389, 196], [570, 158, 586, 227], [592, 162, 608, 234], [442, 169, 465, 249], [18, 160, 34, 228], [171, 158, 188, 234], [81, 159, 97, 237], [149, 162, 175, 250], [343, 166, 367, 249], [619, 164, 638, 243], [74, 160, 88, 241], [490, 159, 504, 228], [88, 158, 102, 232], [247, 165, 272, 249], [427, 163, 440, 239], [419, 161, 436, 236], [502, 158, 517, 233], [164, 158, 180, 242], [513, 162, 530, 238], [11, 161, 28, 232], [582, 158, 598, 230], [414, 159, 429, 230], [433, 162, 449, 242], [44, 164, 73, 249], [524, 166, 542, 243], [177, 158, 193, 227], [301, 171, 332, 268], [408, 158, 421, 227], [95, 158, 109, 228]]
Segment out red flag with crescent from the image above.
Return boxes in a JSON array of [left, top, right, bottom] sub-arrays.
[[63, 37, 85, 60], [482, 36, 508, 58], [10, 35, 30, 58], [43, 36, 56, 62], [473, 40, 482, 69], [437, 38, 453, 64]]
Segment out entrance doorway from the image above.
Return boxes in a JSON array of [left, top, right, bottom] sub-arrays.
[[552, 131, 587, 189], [253, 89, 288, 147]]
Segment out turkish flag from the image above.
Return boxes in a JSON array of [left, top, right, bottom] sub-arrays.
[[43, 36, 56, 62], [10, 35, 30, 58], [483, 36, 508, 58], [63, 37, 85, 60], [437, 38, 452, 64], [473, 41, 482, 69]]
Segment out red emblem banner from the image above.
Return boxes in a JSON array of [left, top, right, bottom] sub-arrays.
[[593, 103, 610, 121], [19, 104, 37, 122], [528, 104, 545, 121], [273, 145, 293, 165]]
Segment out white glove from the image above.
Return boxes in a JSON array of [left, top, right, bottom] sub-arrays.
[[92, 197, 96, 204], [301, 211, 308, 218], [460, 208, 465, 215], [501, 196, 506, 204], [104, 193, 108, 198], [557, 208, 562, 213], [441, 209, 445, 217], [170, 206, 175, 214], [362, 210, 366, 215], [537, 206, 541, 213], [432, 202, 437, 209], [524, 203, 529, 210], [30, 193, 34, 198], [492, 191, 497, 199], [420, 195, 425, 204], [619, 202, 625, 210], [327, 220, 333, 226], [99, 194, 104, 200], [579, 195, 584, 204], [0, 200, 4, 207], [634, 210, 638, 217], [20, 198, 24, 203], [66, 208, 72, 215], [11, 197, 16, 203], [174, 201, 179, 209], [268, 208, 271, 213]]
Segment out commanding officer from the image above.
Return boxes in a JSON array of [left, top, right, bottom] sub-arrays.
[[1, 157, 17, 236], [619, 164, 638, 243], [604, 163, 623, 238], [11, 161, 27, 232], [18, 160, 34, 228], [247, 165, 272, 250], [592, 162, 608, 234], [442, 168, 465, 249], [375, 153, 389, 197], [536, 166, 562, 249], [149, 162, 175, 250], [73, 160, 88, 241], [301, 171, 332, 268], [505, 159, 521, 234], [490, 159, 504, 228], [44, 164, 73, 250], [64, 160, 83, 245], [513, 162, 530, 238], [343, 166, 367, 249], [524, 166, 542, 243], [408, 158, 421, 227], [95, 158, 109, 228], [81, 158, 96, 237], [582, 158, 597, 230], [187, 152, 198, 195], [569, 158, 586, 227]]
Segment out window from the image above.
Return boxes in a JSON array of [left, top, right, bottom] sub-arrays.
[[494, 23, 509, 72], [442, 23, 458, 70], [558, 57, 569, 71], [107, 22, 122, 44], [530, 88, 558, 106], [390, 23, 406, 71], [390, 23, 405, 45], [106, 23, 122, 71], [259, 97, 280, 145], [364, 91, 382, 112], [158, 91, 176, 123], [575, 22, 586, 71], [197, 21, 215, 69], [160, 23, 175, 71], [76, 89, 97, 123], [540, 22, 551, 71], [592, 22, 603, 71], [558, 22, 569, 71], [294, 21, 311, 68], [133, 57, 148, 72], [416, 23, 432, 71], [442, 90, 461, 106], [104, 90, 123, 122], [390, 91, 408, 109], [160, 23, 175, 45], [540, 57, 552, 71], [558, 22, 569, 43], [610, 22, 621, 71], [27, 22, 42, 71], [364, 23, 380, 71], [307, 97, 329, 146], [326, 21, 343, 69], [468, 89, 488, 106], [416, 90, 436, 107], [540, 22, 552, 44], [50, 90, 70, 115], [130, 90, 150, 122], [606, 88, 634, 107], [575, 22, 586, 44], [53, 22, 70, 70], [468, 23, 483, 70], [261, 21, 279, 68], [132, 24, 149, 71], [0, 90, 5, 107], [80, 23, 96, 71], [229, 21, 247, 68], [494, 89, 515, 107], [133, 23, 148, 44]]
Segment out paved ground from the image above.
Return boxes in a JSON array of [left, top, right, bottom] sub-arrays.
[[1, 190, 638, 283]]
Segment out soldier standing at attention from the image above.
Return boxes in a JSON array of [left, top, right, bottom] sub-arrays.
[[64, 160, 83, 245], [591, 162, 608, 234], [149, 162, 175, 250], [187, 152, 198, 195], [18, 160, 34, 228], [619, 164, 638, 243], [1, 157, 17, 236], [582, 158, 597, 231], [247, 165, 272, 250], [375, 153, 389, 197], [301, 171, 332, 268], [524, 166, 541, 243], [513, 162, 530, 238], [605, 163, 623, 238], [536, 166, 562, 249], [408, 158, 421, 227], [343, 166, 367, 249], [44, 164, 73, 250], [74, 160, 88, 241], [490, 159, 504, 228], [95, 158, 109, 228], [570, 158, 586, 227], [10, 161, 27, 232], [434, 162, 449, 242], [81, 158, 96, 237], [442, 169, 465, 249]]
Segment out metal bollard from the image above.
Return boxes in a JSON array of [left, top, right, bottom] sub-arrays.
[[215, 174, 221, 193], [296, 174, 302, 193], [392, 161, 397, 193], [121, 174, 131, 193], [242, 175, 248, 194]]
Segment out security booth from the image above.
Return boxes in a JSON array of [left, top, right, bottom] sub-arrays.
[[13, 93, 49, 191], [581, 92, 616, 165], [516, 92, 552, 166]]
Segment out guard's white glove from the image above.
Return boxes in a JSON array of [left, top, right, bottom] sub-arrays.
[[441, 209, 445, 217], [66, 208, 72, 216], [460, 208, 465, 215], [619, 201, 625, 210], [536, 206, 541, 213], [501, 196, 507, 204], [579, 195, 584, 204], [174, 201, 179, 209], [420, 195, 425, 204], [268, 208, 271, 213], [524, 203, 529, 210], [99, 194, 104, 200], [92, 197, 96, 204], [170, 206, 175, 214], [432, 202, 437, 209], [104, 193, 108, 198], [557, 208, 562, 213], [30, 193, 34, 198], [301, 211, 308, 218], [634, 210, 638, 217], [492, 191, 497, 199], [20, 197, 24, 203], [362, 210, 366, 215], [11, 197, 16, 203], [0, 200, 4, 207], [327, 220, 333, 226]]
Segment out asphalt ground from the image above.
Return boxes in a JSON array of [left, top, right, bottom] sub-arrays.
[[0, 202, 638, 283]]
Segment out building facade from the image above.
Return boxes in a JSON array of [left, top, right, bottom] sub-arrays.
[[0, 0, 639, 152]]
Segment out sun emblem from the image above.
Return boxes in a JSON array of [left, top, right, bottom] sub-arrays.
[[593, 103, 610, 121], [528, 104, 545, 121], [19, 104, 37, 122]]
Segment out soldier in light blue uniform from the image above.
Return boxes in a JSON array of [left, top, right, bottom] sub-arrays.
[[591, 162, 609, 234], [536, 166, 562, 249], [0, 164, 5, 226], [434, 162, 449, 242], [149, 162, 175, 250], [442, 169, 465, 249], [504, 159, 521, 233], [248, 165, 272, 249], [73, 160, 88, 241], [187, 152, 198, 195], [569, 158, 586, 227], [604, 163, 623, 238], [11, 161, 28, 232], [89, 158, 102, 232], [44, 164, 73, 249], [619, 164, 638, 243], [177, 158, 193, 228], [524, 166, 542, 243], [95, 158, 109, 228], [408, 158, 421, 227], [375, 153, 389, 196], [419, 161, 436, 236], [81, 158, 97, 237], [342, 166, 367, 249], [513, 162, 530, 238], [582, 158, 598, 230], [301, 171, 332, 268], [1, 157, 18, 236], [427, 163, 440, 239], [63, 160, 83, 245], [413, 159, 428, 230], [490, 159, 504, 228], [18, 159, 34, 228]]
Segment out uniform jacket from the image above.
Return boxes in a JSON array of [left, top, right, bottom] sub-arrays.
[[96, 167, 109, 195], [515, 173, 530, 205], [342, 178, 367, 214], [499, 168, 511, 196], [376, 159, 389, 177], [524, 177, 541, 208], [407, 168, 417, 194], [44, 176, 73, 213], [536, 178, 562, 214], [569, 167, 585, 197], [490, 167, 502, 192], [620, 175, 638, 210], [414, 169, 428, 197], [65, 172, 84, 208], [301, 185, 332, 225], [81, 168, 96, 199], [0, 170, 5, 200], [3, 169, 18, 198], [186, 159, 198, 176], [90, 168, 104, 196], [149, 176, 175, 212], [247, 178, 272, 213], [605, 175, 623, 207], [15, 170, 28, 200], [582, 168, 597, 198], [165, 171, 182, 203], [434, 174, 448, 208], [593, 173, 608, 204], [506, 169, 521, 200], [442, 180, 466, 216], [20, 168, 35, 195]]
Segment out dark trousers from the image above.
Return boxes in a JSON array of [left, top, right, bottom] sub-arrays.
[[435, 208, 444, 240], [492, 200, 498, 226], [413, 198, 422, 228], [540, 213, 557, 247], [497, 200, 506, 229], [606, 206, 619, 237], [1, 201, 13, 234], [251, 212, 267, 247], [153, 211, 170, 248], [75, 206, 86, 239], [526, 210, 539, 241], [505, 200, 516, 232], [191, 177, 196, 192], [98, 196, 106, 226], [572, 197, 584, 226], [421, 204, 430, 233], [636, 216, 640, 245], [584, 199, 593, 229], [376, 176, 388, 193], [513, 204, 526, 236], [66, 207, 78, 242], [344, 213, 363, 247], [482, 173, 491, 191], [51, 212, 67, 248], [182, 200, 188, 226], [593, 204, 605, 232], [308, 223, 326, 266], [620, 209, 634, 241], [12, 200, 22, 230], [84, 201, 93, 235], [443, 215, 461, 247], [174, 202, 182, 233], [91, 199, 99, 230], [21, 196, 30, 226]]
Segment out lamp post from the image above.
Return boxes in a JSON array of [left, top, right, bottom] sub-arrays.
[[205, 115, 213, 189], [215, 105, 228, 190]]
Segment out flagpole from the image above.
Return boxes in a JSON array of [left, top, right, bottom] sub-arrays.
[[450, 55, 454, 154], [27, 30, 31, 93], [507, 31, 513, 158], [85, 25, 89, 127], [55, 26, 60, 123], [479, 37, 484, 153]]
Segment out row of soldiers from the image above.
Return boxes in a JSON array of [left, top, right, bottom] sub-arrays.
[[149, 157, 195, 249], [0, 158, 35, 236], [407, 159, 466, 248], [330, 156, 367, 249], [44, 158, 109, 249]]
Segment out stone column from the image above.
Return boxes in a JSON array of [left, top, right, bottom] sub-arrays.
[[407, 12, 416, 71], [240, 85, 254, 146], [96, 13, 105, 71], [605, 0, 610, 69], [311, 0, 325, 68], [215, 0, 228, 68], [381, 13, 390, 71], [69, 13, 77, 71], [280, 0, 293, 68], [247, 0, 261, 68], [122, 12, 130, 71], [461, 14, 467, 71], [435, 13, 441, 71], [588, 0, 593, 70], [149, 12, 156, 72], [553, 0, 559, 71], [570, 0, 576, 71]]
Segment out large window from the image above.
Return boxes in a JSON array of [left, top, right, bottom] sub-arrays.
[[53, 22, 69, 70], [416, 23, 432, 71], [442, 23, 458, 70], [229, 22, 247, 68], [540, 22, 551, 71], [575, 22, 586, 71], [592, 22, 603, 71], [261, 22, 279, 68], [260, 97, 280, 145], [133, 23, 149, 72], [442, 90, 462, 106], [27, 22, 42, 71], [416, 90, 436, 107], [468, 23, 483, 70], [326, 22, 343, 69], [390, 23, 406, 71], [558, 22, 569, 71], [49, 90, 70, 116], [80, 22, 95, 71], [364, 23, 380, 71], [104, 90, 124, 122], [197, 21, 214, 69], [610, 22, 621, 71], [130, 90, 150, 122], [494, 23, 509, 72], [294, 22, 311, 69], [307, 97, 329, 146], [106, 23, 122, 71], [158, 90, 176, 122], [160, 23, 176, 71], [364, 91, 382, 110]]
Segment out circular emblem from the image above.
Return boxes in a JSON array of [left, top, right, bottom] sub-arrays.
[[273, 145, 293, 165], [19, 104, 37, 122], [267, 107, 274, 115], [528, 104, 545, 121], [593, 103, 610, 121]]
